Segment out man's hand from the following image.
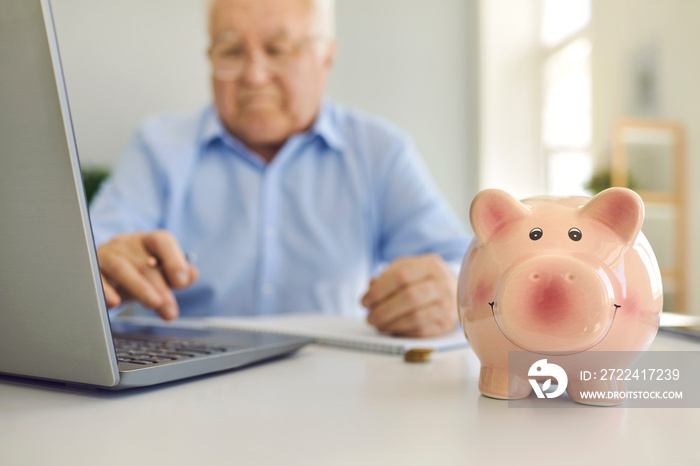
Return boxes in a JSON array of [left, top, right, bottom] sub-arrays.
[[361, 254, 458, 338], [96, 230, 198, 321]]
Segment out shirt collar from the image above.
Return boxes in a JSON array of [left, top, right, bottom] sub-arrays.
[[309, 99, 345, 153], [198, 104, 236, 150], [198, 100, 345, 155]]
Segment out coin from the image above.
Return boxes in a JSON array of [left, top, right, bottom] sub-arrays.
[[403, 348, 434, 363]]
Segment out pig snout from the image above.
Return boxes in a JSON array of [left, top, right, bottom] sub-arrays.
[[491, 256, 618, 353]]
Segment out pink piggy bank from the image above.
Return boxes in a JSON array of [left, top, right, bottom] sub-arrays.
[[458, 188, 663, 404]]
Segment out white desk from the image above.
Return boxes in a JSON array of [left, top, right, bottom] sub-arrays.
[[1, 332, 699, 465]]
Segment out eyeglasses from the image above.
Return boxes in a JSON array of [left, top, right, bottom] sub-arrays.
[[209, 35, 324, 81]]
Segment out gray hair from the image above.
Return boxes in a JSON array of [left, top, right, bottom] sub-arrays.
[[310, 0, 335, 39], [205, 0, 335, 40], [309, 0, 335, 57]]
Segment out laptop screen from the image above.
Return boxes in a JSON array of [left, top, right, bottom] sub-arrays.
[[0, 0, 119, 386]]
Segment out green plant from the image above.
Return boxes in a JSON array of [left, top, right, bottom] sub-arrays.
[[81, 166, 111, 204], [586, 169, 637, 194], [585, 171, 612, 194]]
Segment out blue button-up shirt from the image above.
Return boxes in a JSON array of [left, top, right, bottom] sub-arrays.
[[90, 101, 470, 317]]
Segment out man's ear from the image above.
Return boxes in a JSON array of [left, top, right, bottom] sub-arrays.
[[323, 39, 337, 68], [470, 189, 530, 245], [579, 187, 645, 244]]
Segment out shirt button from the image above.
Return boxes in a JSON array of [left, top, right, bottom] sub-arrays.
[[261, 284, 275, 296]]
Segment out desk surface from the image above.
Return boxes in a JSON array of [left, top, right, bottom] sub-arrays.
[[2, 332, 699, 466]]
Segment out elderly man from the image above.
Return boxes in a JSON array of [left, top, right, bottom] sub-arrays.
[[91, 0, 470, 337]]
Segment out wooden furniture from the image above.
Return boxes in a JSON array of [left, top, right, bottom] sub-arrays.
[[612, 118, 687, 313]]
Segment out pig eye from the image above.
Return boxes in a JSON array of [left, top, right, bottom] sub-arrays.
[[568, 228, 582, 241], [529, 228, 543, 241]]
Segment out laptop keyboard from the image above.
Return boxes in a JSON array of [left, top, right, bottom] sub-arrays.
[[114, 337, 234, 365]]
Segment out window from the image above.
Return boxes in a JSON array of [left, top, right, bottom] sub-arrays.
[[540, 0, 592, 196]]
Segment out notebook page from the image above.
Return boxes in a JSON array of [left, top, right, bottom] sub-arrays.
[[204, 314, 468, 355]]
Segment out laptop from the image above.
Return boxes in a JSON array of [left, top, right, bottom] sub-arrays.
[[0, 0, 311, 390]]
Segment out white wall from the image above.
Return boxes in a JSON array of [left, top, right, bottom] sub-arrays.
[[478, 0, 700, 314], [478, 0, 543, 199], [590, 0, 700, 314], [51, 0, 479, 226], [51, 0, 211, 166], [327, 0, 479, 225]]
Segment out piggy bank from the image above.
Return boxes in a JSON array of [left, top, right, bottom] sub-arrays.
[[458, 188, 663, 405]]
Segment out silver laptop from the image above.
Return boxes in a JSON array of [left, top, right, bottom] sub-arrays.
[[0, 0, 311, 390]]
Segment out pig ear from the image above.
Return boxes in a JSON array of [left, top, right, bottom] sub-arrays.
[[470, 189, 530, 245], [580, 187, 644, 244]]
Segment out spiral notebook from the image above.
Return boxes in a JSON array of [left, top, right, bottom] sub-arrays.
[[203, 314, 468, 355]]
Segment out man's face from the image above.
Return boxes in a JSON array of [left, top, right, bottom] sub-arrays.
[[208, 0, 335, 153]]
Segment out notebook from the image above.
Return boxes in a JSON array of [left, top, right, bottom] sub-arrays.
[[658, 312, 700, 341], [0, 0, 310, 390], [204, 314, 469, 355]]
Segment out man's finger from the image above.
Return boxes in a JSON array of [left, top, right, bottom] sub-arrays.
[[100, 254, 163, 309], [361, 258, 434, 307], [143, 230, 191, 288], [188, 265, 200, 284], [366, 278, 439, 328], [142, 266, 180, 321], [100, 273, 122, 308], [375, 304, 447, 338]]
